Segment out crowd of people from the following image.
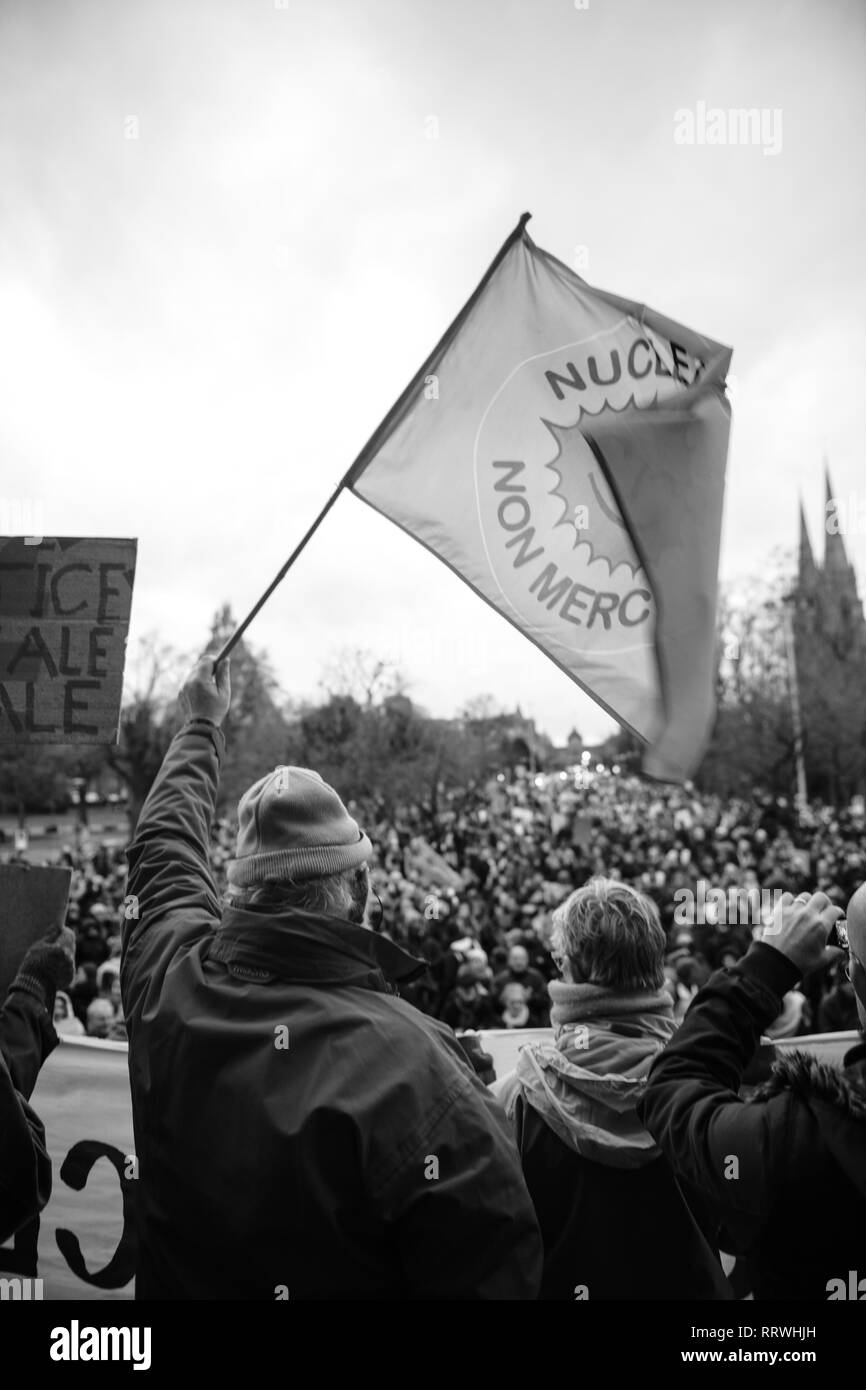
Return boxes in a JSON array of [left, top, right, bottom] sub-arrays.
[[356, 765, 865, 1037], [3, 656, 864, 1303], [7, 760, 864, 1043]]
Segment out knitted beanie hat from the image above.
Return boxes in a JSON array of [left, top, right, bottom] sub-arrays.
[[226, 766, 372, 887]]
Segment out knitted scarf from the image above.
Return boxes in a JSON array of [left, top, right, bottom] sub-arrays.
[[509, 980, 677, 1169]]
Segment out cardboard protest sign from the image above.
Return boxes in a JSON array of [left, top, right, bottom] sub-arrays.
[[0, 863, 72, 1002], [0, 537, 136, 745]]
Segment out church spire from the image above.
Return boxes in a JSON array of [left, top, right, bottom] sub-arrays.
[[823, 460, 852, 581], [798, 497, 817, 591]]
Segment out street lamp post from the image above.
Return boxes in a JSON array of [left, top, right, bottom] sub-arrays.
[[782, 593, 808, 814], [71, 777, 88, 828]]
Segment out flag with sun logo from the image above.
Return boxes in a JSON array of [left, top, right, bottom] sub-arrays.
[[346, 215, 732, 781]]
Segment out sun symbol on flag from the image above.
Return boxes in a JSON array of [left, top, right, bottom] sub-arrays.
[[542, 417, 645, 582]]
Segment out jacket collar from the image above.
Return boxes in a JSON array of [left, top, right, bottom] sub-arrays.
[[209, 905, 426, 993]]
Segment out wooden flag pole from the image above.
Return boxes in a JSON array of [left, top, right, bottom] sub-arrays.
[[212, 210, 533, 670]]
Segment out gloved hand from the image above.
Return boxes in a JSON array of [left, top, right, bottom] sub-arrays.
[[180, 652, 231, 727], [456, 1030, 496, 1085], [10, 926, 77, 1009]]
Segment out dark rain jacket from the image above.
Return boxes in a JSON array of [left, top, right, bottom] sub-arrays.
[[0, 987, 56, 1244], [638, 943, 866, 1299], [122, 721, 543, 1300]]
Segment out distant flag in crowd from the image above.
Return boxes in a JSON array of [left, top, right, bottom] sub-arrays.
[[346, 214, 733, 781], [403, 836, 464, 892]]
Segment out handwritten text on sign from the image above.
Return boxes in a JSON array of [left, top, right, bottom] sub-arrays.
[[0, 537, 137, 744]]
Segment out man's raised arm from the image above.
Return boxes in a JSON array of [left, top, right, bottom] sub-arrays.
[[123, 654, 231, 966], [637, 891, 846, 1239]]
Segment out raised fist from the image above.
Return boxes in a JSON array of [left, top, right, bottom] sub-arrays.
[[179, 653, 231, 727], [16, 925, 77, 994]]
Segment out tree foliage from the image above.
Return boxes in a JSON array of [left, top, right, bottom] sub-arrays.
[[8, 556, 865, 835]]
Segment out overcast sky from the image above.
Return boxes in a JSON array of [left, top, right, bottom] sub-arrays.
[[1, 0, 864, 743]]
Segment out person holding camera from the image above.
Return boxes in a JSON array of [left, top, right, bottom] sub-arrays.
[[638, 889, 866, 1299]]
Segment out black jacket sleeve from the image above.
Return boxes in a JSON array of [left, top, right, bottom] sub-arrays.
[[124, 719, 225, 940], [636, 943, 802, 1245], [0, 987, 57, 1244], [122, 721, 224, 1017]]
